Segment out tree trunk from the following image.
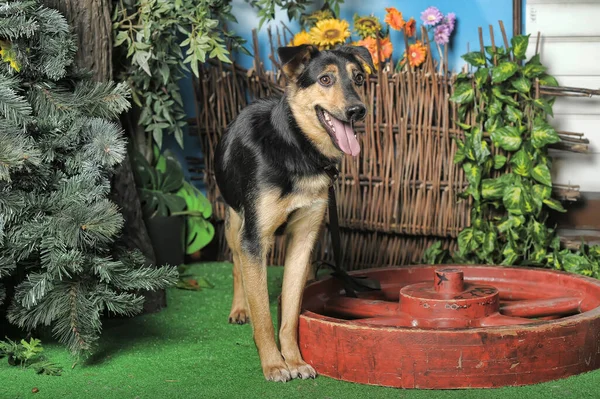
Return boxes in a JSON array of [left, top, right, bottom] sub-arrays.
[[41, 0, 166, 313]]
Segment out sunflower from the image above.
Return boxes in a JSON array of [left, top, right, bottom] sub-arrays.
[[384, 7, 405, 31], [353, 14, 382, 39], [288, 30, 312, 47], [406, 41, 427, 67], [309, 18, 351, 48], [405, 17, 416, 37]]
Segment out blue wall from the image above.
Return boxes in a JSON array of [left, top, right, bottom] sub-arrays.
[[169, 0, 521, 192]]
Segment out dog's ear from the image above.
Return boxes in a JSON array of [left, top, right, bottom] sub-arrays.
[[338, 45, 375, 75], [277, 45, 319, 80]]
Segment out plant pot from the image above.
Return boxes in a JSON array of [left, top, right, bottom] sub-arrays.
[[145, 215, 185, 267]]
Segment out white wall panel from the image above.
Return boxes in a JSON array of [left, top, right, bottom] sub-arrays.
[[527, 2, 600, 37], [527, 0, 600, 192], [526, 39, 600, 76]]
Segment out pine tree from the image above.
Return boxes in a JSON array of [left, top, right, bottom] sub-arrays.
[[0, 1, 177, 355]]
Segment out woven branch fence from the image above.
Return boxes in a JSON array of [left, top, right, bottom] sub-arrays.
[[191, 25, 584, 270]]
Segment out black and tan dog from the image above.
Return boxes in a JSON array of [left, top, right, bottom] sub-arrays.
[[214, 44, 374, 382]]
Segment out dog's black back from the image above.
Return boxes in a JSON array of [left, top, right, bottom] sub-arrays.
[[214, 97, 335, 213]]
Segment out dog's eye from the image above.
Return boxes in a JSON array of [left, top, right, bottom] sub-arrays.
[[318, 75, 333, 86], [354, 74, 365, 86]]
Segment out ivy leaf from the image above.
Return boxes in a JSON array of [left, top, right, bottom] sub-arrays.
[[543, 198, 566, 212], [531, 163, 552, 186], [510, 148, 532, 176], [511, 76, 532, 93], [475, 67, 489, 87], [533, 184, 551, 200], [458, 227, 479, 254], [503, 185, 524, 215], [523, 61, 547, 78], [531, 220, 548, 244], [455, 120, 471, 130], [492, 62, 518, 83], [484, 116, 501, 133], [482, 230, 497, 255], [450, 82, 475, 104], [502, 244, 518, 265], [562, 253, 587, 273], [511, 34, 530, 60], [463, 162, 482, 187], [462, 51, 487, 67], [539, 73, 559, 87], [471, 127, 490, 164], [482, 176, 508, 200], [492, 86, 519, 106], [489, 98, 503, 116], [504, 105, 523, 123], [494, 154, 507, 169], [532, 98, 554, 117], [532, 118, 560, 148], [491, 126, 522, 151]]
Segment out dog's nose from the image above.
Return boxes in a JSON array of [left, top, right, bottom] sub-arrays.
[[346, 104, 366, 121]]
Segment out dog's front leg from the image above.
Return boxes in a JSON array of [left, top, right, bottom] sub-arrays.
[[240, 195, 291, 382], [279, 201, 326, 379]]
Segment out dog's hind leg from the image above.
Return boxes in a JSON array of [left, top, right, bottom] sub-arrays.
[[225, 207, 249, 324], [279, 201, 326, 379]]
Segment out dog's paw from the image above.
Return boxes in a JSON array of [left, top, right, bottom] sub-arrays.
[[286, 359, 317, 380], [263, 362, 292, 382], [228, 308, 249, 325]]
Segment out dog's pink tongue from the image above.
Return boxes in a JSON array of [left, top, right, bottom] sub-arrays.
[[330, 116, 360, 156]]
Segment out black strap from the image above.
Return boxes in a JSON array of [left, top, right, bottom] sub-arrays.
[[324, 165, 380, 297]]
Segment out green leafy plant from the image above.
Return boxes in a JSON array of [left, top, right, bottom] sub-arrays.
[[247, 0, 345, 29], [133, 149, 214, 253], [0, 338, 62, 376], [133, 150, 187, 218], [423, 35, 600, 278], [112, 0, 249, 158]]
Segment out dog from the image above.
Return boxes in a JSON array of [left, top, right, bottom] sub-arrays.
[[214, 44, 374, 382]]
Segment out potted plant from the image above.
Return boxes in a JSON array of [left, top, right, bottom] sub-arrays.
[[133, 149, 214, 266]]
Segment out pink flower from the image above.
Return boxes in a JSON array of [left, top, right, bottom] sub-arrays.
[[420, 6, 443, 26], [445, 12, 456, 32], [434, 24, 450, 45]]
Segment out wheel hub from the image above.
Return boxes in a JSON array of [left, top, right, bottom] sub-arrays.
[[399, 268, 500, 328]]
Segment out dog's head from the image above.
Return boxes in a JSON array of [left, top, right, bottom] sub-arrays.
[[277, 45, 374, 159]]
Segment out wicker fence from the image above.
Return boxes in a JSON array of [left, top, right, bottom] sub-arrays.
[[191, 27, 582, 270]]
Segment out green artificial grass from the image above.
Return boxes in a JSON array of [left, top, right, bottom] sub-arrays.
[[2, 262, 599, 399]]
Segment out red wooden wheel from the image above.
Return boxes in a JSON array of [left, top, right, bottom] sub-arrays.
[[297, 265, 600, 389]]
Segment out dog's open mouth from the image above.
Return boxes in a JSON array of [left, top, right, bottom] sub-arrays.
[[316, 107, 360, 156]]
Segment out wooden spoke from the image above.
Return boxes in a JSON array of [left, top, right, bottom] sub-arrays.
[[500, 297, 582, 318]]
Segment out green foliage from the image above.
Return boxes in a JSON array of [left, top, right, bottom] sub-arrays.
[[425, 35, 600, 278], [247, 0, 344, 29], [112, 0, 249, 152], [0, 1, 178, 356], [0, 337, 62, 376], [133, 149, 214, 253]]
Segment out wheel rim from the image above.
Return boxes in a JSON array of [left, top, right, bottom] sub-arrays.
[[302, 265, 600, 330], [297, 265, 600, 388]]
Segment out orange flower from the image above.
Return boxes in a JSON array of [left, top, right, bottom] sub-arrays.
[[357, 36, 393, 67], [406, 41, 426, 67], [384, 7, 405, 31], [405, 18, 416, 37], [379, 36, 394, 61]]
